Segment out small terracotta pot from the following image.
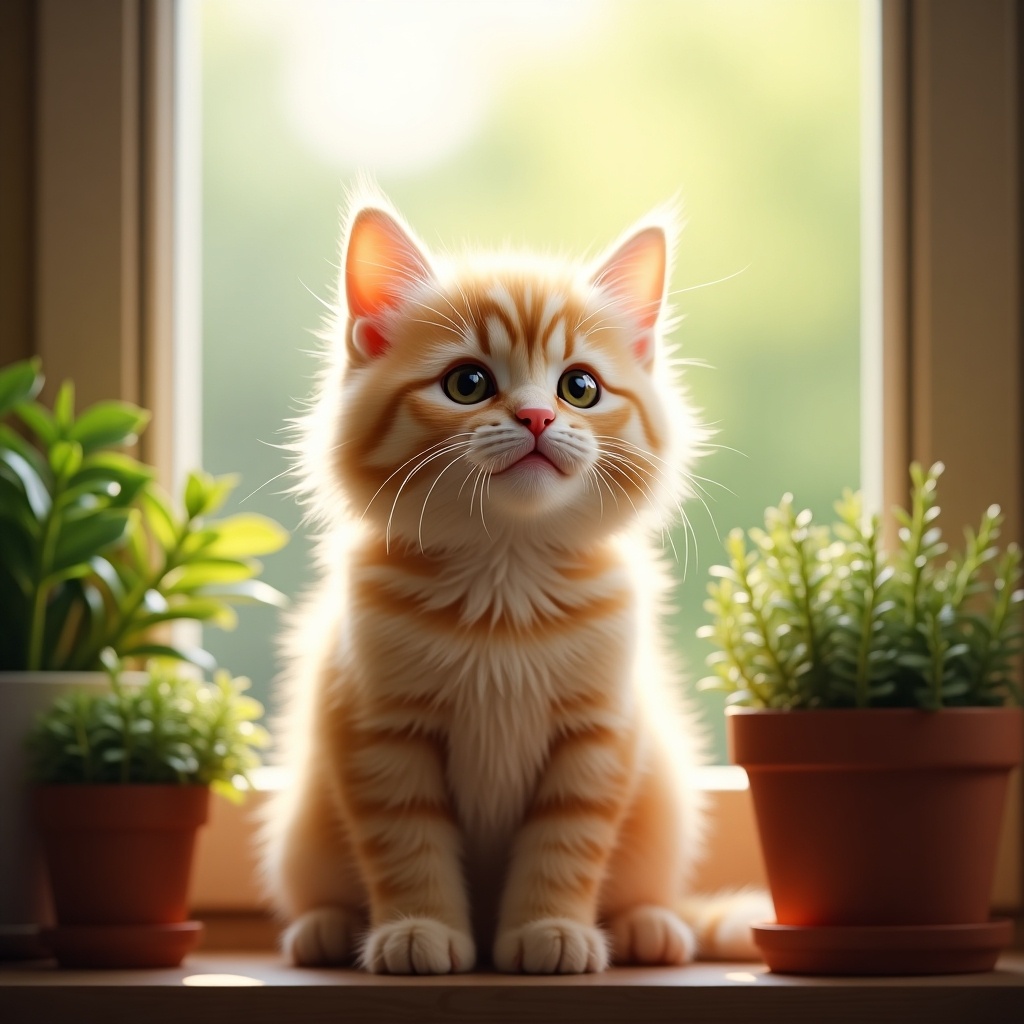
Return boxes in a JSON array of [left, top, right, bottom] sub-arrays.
[[728, 707, 1023, 974], [33, 785, 210, 967]]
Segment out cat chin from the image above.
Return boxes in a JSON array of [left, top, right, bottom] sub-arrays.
[[485, 463, 586, 514]]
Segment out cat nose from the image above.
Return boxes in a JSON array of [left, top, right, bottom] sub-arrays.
[[516, 406, 555, 437]]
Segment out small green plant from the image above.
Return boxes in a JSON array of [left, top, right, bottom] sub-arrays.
[[699, 462, 1024, 709], [27, 660, 270, 802], [0, 358, 289, 672]]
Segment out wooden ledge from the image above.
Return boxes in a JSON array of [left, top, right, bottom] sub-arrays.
[[2, 952, 1023, 1024]]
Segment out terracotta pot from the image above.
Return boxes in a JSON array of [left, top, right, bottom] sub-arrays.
[[33, 785, 210, 967], [728, 707, 1023, 974], [0, 671, 138, 960]]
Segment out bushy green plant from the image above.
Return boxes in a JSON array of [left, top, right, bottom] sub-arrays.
[[0, 359, 288, 672], [26, 661, 270, 801], [699, 462, 1024, 709]]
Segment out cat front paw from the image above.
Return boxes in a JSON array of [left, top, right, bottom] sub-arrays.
[[607, 905, 696, 966], [494, 918, 609, 974], [282, 906, 363, 966], [361, 917, 475, 974]]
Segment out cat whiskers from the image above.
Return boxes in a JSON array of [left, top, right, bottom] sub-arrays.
[[598, 435, 725, 544], [597, 449, 684, 567], [581, 465, 607, 521], [417, 450, 473, 553], [595, 436, 715, 574], [469, 465, 492, 539], [362, 437, 472, 551], [360, 434, 474, 524]]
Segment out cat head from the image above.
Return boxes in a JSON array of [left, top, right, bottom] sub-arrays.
[[302, 193, 705, 551]]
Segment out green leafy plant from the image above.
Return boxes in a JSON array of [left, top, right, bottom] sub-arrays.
[[0, 359, 289, 672], [26, 660, 270, 801], [699, 462, 1024, 709]]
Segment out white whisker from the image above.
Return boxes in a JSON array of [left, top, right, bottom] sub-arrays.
[[384, 440, 473, 551], [360, 434, 474, 522], [667, 264, 750, 297], [240, 468, 292, 504], [418, 451, 472, 552]]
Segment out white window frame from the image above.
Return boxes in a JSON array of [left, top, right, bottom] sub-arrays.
[[5, 0, 1019, 915]]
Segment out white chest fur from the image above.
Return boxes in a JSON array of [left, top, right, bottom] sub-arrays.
[[350, 536, 640, 834]]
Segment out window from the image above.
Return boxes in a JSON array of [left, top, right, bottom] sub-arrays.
[[198, 0, 862, 763]]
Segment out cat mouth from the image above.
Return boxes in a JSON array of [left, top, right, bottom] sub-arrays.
[[496, 451, 566, 475]]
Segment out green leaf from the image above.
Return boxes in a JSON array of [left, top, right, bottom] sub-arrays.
[[0, 515, 34, 594], [117, 642, 217, 673], [0, 423, 48, 476], [184, 471, 207, 520], [88, 556, 126, 603], [70, 452, 154, 507], [69, 401, 150, 453], [126, 599, 239, 633], [53, 381, 75, 434], [49, 440, 83, 481], [180, 528, 219, 557], [139, 488, 178, 549], [163, 559, 258, 593], [203, 474, 240, 517], [181, 472, 240, 521], [198, 579, 288, 608], [0, 448, 51, 518], [12, 402, 57, 447], [0, 473, 37, 533], [0, 359, 42, 418], [50, 509, 132, 575], [204, 514, 289, 558]]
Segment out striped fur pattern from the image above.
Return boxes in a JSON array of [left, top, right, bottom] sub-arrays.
[[261, 191, 766, 973]]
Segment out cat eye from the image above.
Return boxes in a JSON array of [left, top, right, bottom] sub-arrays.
[[557, 368, 600, 409], [442, 364, 496, 405]]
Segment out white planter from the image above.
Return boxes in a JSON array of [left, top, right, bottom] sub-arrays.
[[0, 671, 140, 958]]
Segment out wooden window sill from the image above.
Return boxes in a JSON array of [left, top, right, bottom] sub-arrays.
[[2, 949, 1022, 1023]]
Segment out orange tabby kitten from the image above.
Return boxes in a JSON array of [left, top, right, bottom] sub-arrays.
[[261, 191, 765, 974]]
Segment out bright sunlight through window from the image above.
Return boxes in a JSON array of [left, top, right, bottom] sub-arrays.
[[193, 0, 864, 761]]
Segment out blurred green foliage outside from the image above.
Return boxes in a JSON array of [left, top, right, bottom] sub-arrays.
[[201, 0, 861, 761]]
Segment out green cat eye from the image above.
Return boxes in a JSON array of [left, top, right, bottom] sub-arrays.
[[557, 368, 600, 409], [442, 364, 496, 405]]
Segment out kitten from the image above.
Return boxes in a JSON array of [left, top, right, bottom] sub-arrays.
[[260, 190, 766, 974]]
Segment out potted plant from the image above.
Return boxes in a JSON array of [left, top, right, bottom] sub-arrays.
[[0, 357, 288, 956], [699, 462, 1024, 975], [26, 660, 270, 967]]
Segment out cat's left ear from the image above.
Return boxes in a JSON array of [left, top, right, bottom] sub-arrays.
[[590, 224, 668, 369], [344, 205, 434, 358]]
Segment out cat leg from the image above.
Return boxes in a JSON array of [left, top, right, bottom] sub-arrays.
[[333, 698, 475, 974], [264, 765, 368, 966], [599, 744, 699, 966], [492, 720, 639, 974]]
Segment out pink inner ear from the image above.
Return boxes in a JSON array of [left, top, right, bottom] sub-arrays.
[[345, 208, 432, 321], [352, 319, 389, 359], [593, 226, 666, 332]]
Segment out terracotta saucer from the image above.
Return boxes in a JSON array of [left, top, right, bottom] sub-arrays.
[[42, 920, 203, 968], [753, 919, 1014, 976]]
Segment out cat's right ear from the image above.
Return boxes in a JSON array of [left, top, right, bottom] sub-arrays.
[[344, 207, 433, 359]]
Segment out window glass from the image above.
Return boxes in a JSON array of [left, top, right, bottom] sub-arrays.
[[200, 0, 861, 760]]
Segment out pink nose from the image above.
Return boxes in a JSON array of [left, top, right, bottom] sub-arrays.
[[517, 406, 555, 437]]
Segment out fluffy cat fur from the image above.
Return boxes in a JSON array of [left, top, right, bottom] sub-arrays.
[[260, 189, 767, 974]]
